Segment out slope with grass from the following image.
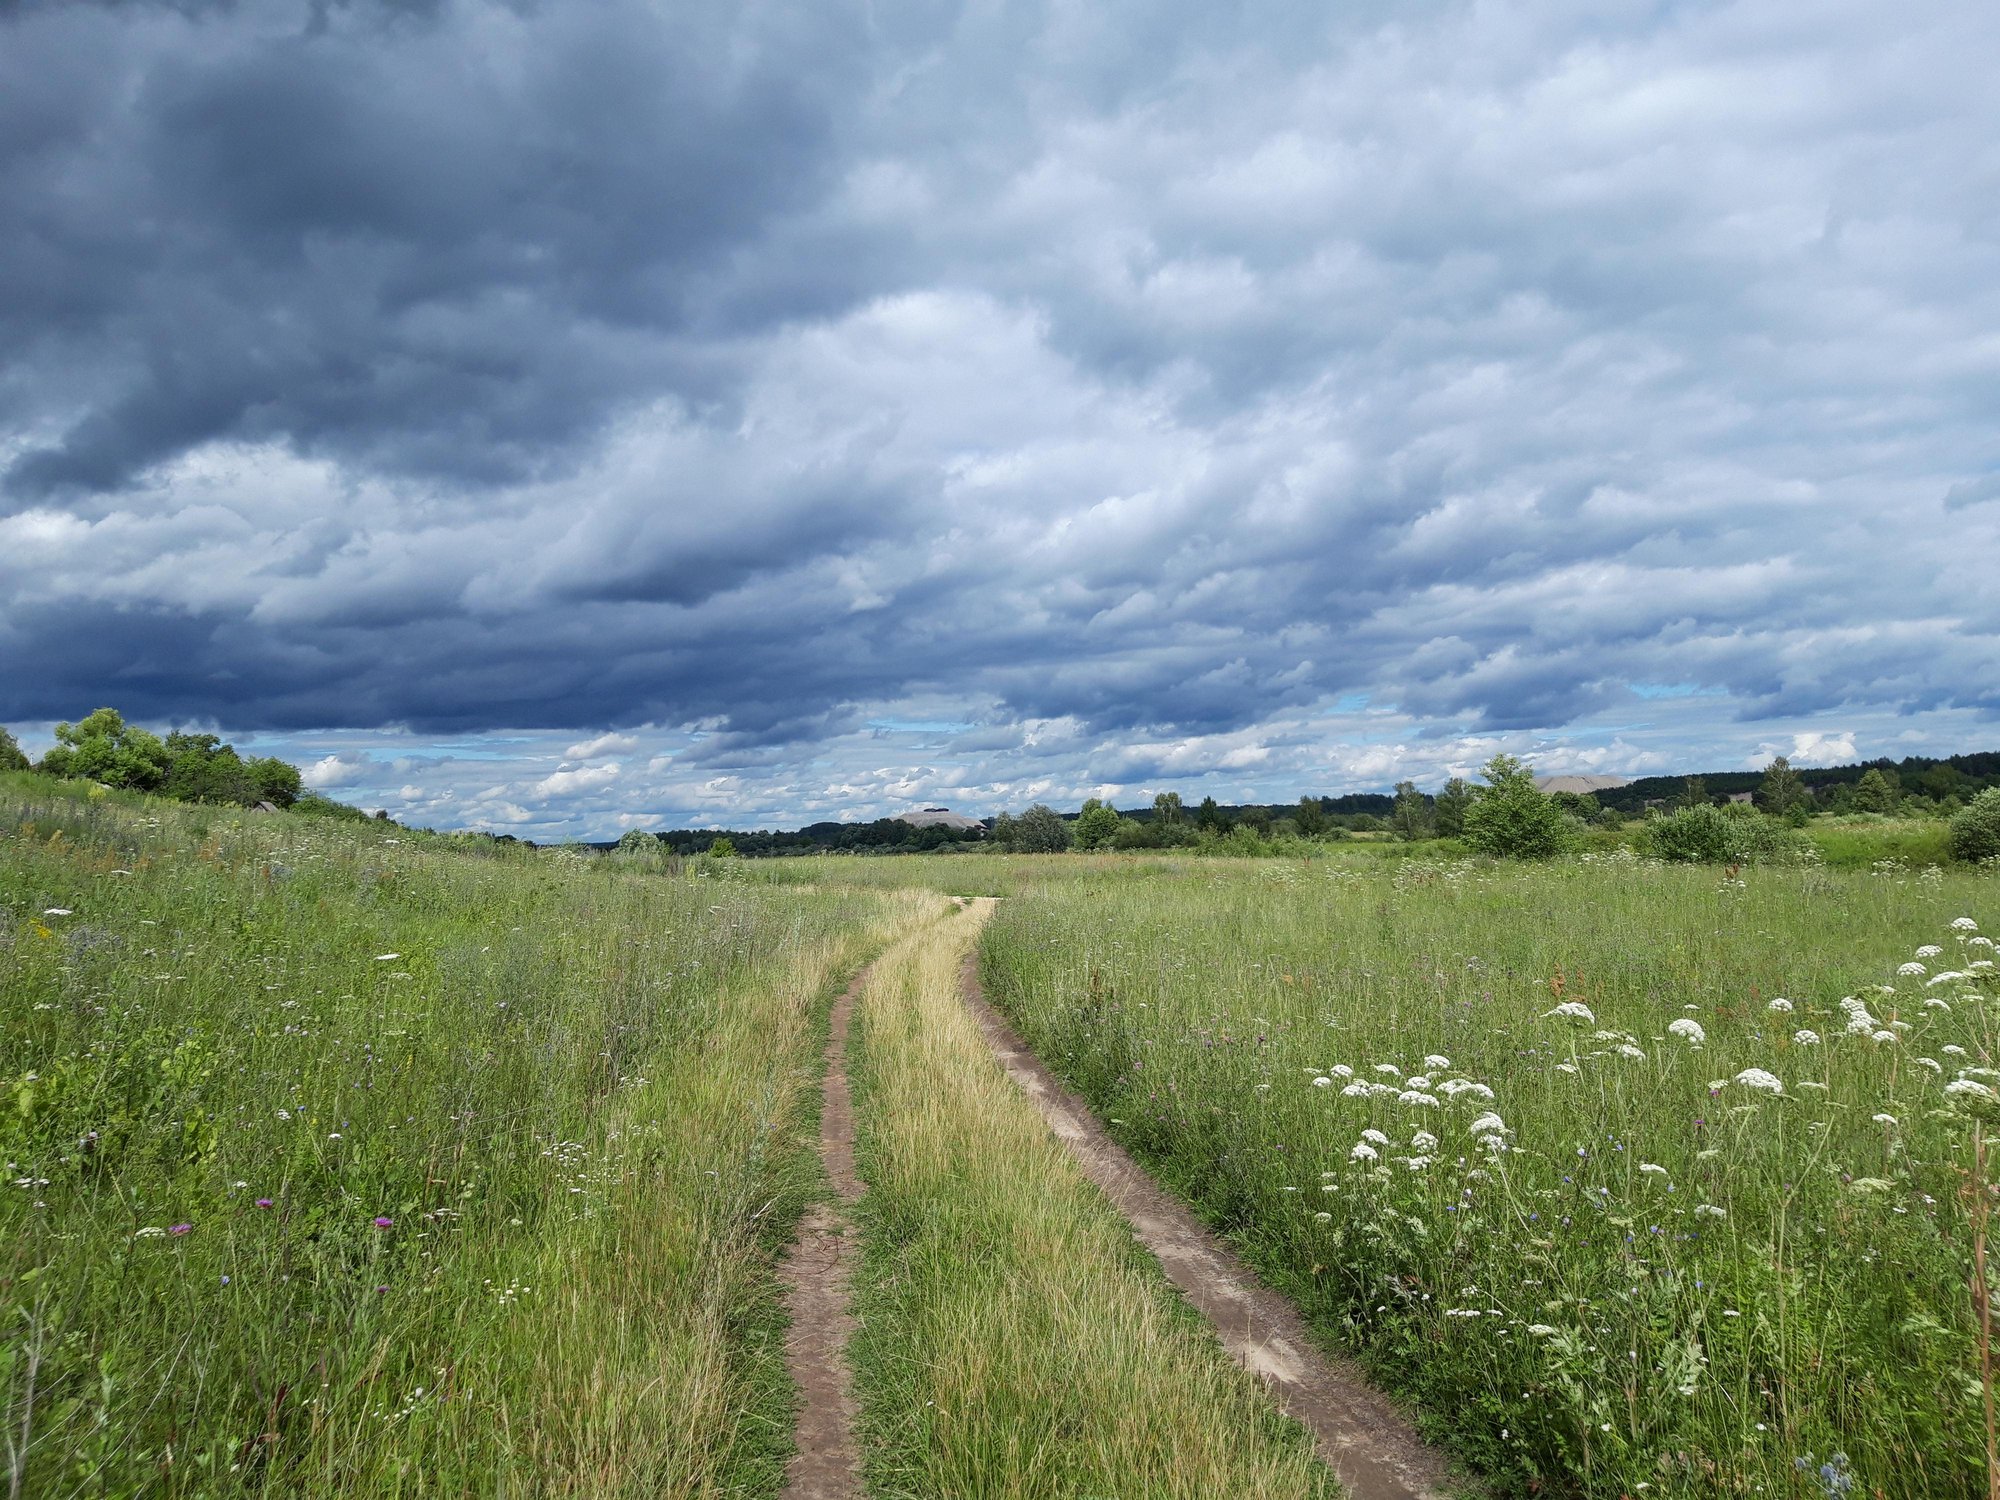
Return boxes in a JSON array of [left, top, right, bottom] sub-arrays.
[[979, 855, 2000, 1499], [0, 776, 921, 1496]]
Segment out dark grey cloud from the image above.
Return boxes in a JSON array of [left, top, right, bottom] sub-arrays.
[[3, 0, 1998, 831]]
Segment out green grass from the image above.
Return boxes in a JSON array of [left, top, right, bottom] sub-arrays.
[[0, 777, 901, 1496], [976, 853, 2000, 1499], [847, 905, 1336, 1499]]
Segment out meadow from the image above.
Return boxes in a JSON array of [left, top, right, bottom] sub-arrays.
[[971, 853, 2000, 1498], [0, 775, 918, 1496]]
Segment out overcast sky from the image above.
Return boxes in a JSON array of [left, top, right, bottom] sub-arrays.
[[3, 0, 1996, 838]]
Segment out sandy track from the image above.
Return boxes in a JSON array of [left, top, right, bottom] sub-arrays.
[[954, 900, 1458, 1500], [776, 965, 871, 1500]]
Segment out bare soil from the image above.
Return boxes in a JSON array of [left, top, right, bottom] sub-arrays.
[[955, 902, 1460, 1500], [776, 965, 871, 1500]]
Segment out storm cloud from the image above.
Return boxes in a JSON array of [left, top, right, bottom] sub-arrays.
[[2, 0, 1996, 835]]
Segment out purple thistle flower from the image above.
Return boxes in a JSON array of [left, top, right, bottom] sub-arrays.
[[372, 1216, 394, 1228], [168, 1223, 193, 1235], [255, 1198, 274, 1209]]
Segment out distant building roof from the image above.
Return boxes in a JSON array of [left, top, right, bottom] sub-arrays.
[[898, 807, 984, 832], [1534, 775, 1632, 794]]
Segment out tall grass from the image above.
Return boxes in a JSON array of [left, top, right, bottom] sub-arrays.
[[0, 778, 909, 1495], [847, 901, 1335, 1499], [980, 854, 2000, 1498]]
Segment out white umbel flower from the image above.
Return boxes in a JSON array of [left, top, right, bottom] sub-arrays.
[[1667, 1018, 1706, 1046], [1734, 1068, 1784, 1095], [1766, 997, 1794, 1013], [1545, 1001, 1595, 1024]]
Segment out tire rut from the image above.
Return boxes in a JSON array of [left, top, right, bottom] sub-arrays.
[[776, 964, 871, 1500], [954, 900, 1460, 1500]]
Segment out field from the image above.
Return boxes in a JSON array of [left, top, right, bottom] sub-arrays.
[[973, 854, 2000, 1498], [0, 777, 917, 1494], [8, 781, 1999, 1498]]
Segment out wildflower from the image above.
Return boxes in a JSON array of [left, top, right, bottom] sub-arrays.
[[1945, 1045, 1968, 1056], [42, 907, 73, 917], [1897, 962, 1926, 977], [1398, 1090, 1440, 1108], [1792, 1029, 1821, 1046], [1870, 1030, 1898, 1046], [1916, 1056, 1943, 1073], [1926, 971, 1968, 986], [1545, 1001, 1595, 1025], [1915, 945, 1943, 960], [1734, 1068, 1784, 1095], [1953, 918, 1981, 932], [1437, 1078, 1493, 1099], [1767, 997, 1794, 1013], [1945, 1079, 2000, 1104], [168, 1223, 193, 1235], [1405, 1074, 1433, 1089], [1468, 1111, 1509, 1137], [1667, 1018, 1706, 1046], [134, 1226, 164, 1238], [1313, 1211, 1333, 1223], [1312, 1076, 1333, 1088], [1360, 1129, 1390, 1146], [1872, 1114, 1898, 1126], [1411, 1130, 1439, 1151], [1639, 1162, 1668, 1178], [374, 953, 402, 962], [1526, 1324, 1561, 1337], [373, 1216, 394, 1228], [1424, 1054, 1451, 1070], [1340, 1083, 1373, 1098], [1617, 1044, 1646, 1059], [255, 1198, 273, 1208], [1350, 1142, 1380, 1162], [1330, 1064, 1354, 1078], [1694, 1203, 1726, 1219]]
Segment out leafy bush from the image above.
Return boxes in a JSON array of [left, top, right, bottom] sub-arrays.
[[1461, 755, 1578, 859], [1644, 803, 1813, 864], [1950, 787, 2000, 863]]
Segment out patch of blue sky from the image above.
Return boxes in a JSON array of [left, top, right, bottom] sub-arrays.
[[867, 718, 973, 733]]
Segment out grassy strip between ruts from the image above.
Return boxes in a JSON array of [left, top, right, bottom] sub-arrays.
[[0, 776, 931, 1496], [848, 899, 1337, 1500]]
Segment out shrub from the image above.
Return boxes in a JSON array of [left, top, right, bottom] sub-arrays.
[[1461, 755, 1578, 860], [1949, 787, 2000, 863], [1643, 803, 1812, 864]]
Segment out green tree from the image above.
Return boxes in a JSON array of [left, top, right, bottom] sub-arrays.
[[0, 726, 28, 773], [1153, 791, 1184, 827], [706, 836, 738, 857], [39, 708, 170, 791], [1194, 796, 1228, 833], [1074, 798, 1121, 850], [1948, 788, 2000, 863], [1235, 806, 1272, 838], [1920, 764, 1965, 801], [1433, 777, 1473, 837], [1011, 803, 1072, 853], [615, 829, 658, 853], [1852, 767, 1900, 814], [1293, 795, 1326, 838], [164, 731, 253, 805], [1461, 755, 1577, 860], [1390, 780, 1433, 841], [1758, 756, 1808, 821], [1676, 776, 1709, 810], [246, 756, 303, 808]]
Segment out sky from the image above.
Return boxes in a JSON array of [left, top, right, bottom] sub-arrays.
[[2, 0, 1996, 840]]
